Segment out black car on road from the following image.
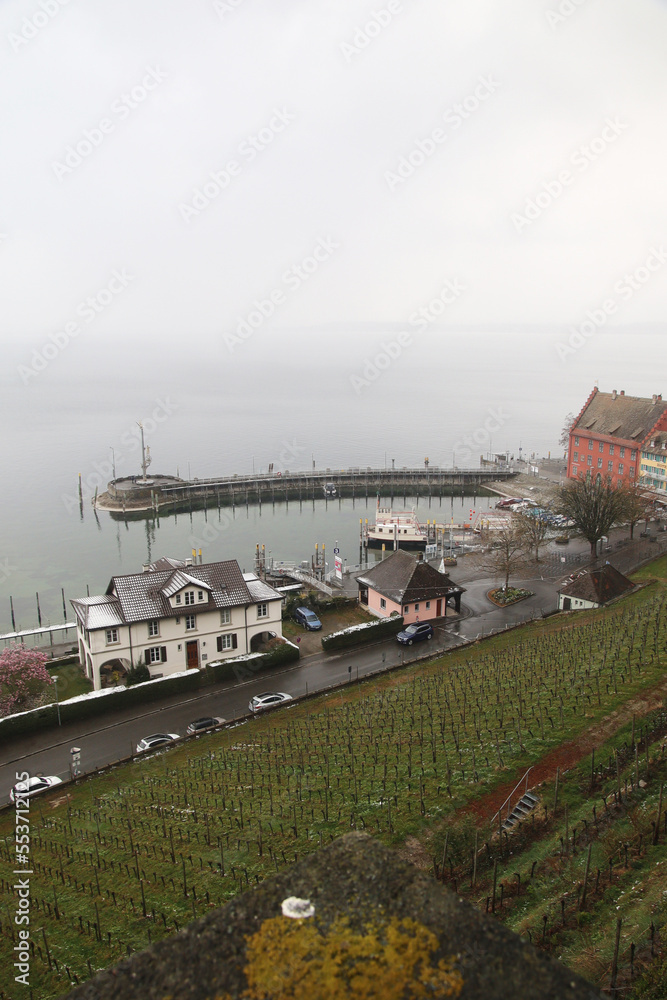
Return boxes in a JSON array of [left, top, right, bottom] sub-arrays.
[[396, 623, 434, 645]]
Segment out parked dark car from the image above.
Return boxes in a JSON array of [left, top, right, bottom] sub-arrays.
[[293, 607, 322, 630], [186, 716, 224, 735], [396, 623, 434, 645]]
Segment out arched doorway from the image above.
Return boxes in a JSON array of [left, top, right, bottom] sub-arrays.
[[99, 658, 131, 688], [250, 631, 277, 653]]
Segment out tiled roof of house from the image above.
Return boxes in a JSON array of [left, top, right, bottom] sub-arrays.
[[70, 594, 124, 630], [643, 431, 667, 453], [71, 559, 255, 627], [161, 571, 213, 599], [145, 557, 187, 572], [574, 390, 667, 442], [559, 564, 634, 605], [357, 550, 464, 604], [243, 572, 282, 603]]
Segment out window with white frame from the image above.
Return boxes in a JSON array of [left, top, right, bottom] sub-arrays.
[[184, 591, 195, 606], [198, 590, 204, 602], [380, 598, 386, 610], [631, 450, 637, 460], [414, 603, 420, 611], [105, 628, 119, 644], [573, 452, 578, 461], [425, 601, 431, 609], [609, 444, 615, 455], [607, 461, 613, 472], [588, 439, 593, 449], [598, 441, 604, 452], [148, 620, 159, 637], [185, 614, 196, 630], [175, 594, 181, 605], [620, 446, 625, 457], [216, 633, 237, 651], [146, 646, 165, 663], [404, 605, 410, 613], [597, 458, 603, 468], [574, 435, 579, 446], [220, 608, 231, 625], [587, 455, 592, 466], [618, 463, 624, 474], [257, 602, 268, 618]]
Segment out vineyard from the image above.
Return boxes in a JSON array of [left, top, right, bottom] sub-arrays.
[[1, 571, 666, 998], [433, 707, 667, 997]]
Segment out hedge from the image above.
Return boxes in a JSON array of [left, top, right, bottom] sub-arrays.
[[321, 616, 404, 651], [205, 639, 301, 683], [0, 641, 300, 742]]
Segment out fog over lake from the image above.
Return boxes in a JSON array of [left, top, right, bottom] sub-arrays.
[[1, 1, 666, 632]]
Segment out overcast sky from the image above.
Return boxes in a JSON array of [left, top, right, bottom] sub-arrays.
[[1, 0, 666, 422]]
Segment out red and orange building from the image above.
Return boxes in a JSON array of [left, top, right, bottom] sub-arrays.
[[567, 388, 667, 486]]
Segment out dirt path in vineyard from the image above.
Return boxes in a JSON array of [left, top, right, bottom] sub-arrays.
[[464, 674, 667, 823], [398, 672, 667, 870]]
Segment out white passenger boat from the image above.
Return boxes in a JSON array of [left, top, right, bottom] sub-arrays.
[[364, 504, 429, 550]]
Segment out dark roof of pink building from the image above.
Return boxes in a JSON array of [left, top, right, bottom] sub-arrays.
[[357, 550, 464, 604]]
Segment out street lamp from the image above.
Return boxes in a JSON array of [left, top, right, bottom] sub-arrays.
[[52, 675, 61, 726]]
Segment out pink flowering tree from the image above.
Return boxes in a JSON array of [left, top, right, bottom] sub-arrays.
[[0, 644, 53, 716]]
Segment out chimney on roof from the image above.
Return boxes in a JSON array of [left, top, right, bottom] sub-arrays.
[[611, 389, 617, 400], [142, 564, 151, 573], [620, 390, 625, 396]]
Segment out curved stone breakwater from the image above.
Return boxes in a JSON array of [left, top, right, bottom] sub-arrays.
[[93, 467, 516, 518]]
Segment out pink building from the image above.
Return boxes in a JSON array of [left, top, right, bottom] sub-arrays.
[[356, 550, 464, 624]]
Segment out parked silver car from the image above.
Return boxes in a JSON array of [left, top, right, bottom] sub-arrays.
[[248, 692, 293, 713], [135, 733, 179, 753], [10, 775, 62, 802]]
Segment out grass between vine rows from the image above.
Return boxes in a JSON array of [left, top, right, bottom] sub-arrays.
[[0, 558, 666, 998]]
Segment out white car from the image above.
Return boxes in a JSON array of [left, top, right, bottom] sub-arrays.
[[10, 775, 62, 802], [135, 733, 179, 753], [248, 692, 293, 713]]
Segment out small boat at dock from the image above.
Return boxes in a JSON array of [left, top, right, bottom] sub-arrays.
[[362, 501, 431, 550]]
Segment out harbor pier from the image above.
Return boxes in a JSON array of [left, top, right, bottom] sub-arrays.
[[94, 466, 516, 518]]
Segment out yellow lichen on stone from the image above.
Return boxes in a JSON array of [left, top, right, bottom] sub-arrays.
[[217, 913, 463, 999]]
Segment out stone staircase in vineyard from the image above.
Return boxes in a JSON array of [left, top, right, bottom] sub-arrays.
[[492, 767, 540, 835], [501, 790, 539, 831]]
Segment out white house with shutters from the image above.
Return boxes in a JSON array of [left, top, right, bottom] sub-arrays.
[[71, 556, 283, 690]]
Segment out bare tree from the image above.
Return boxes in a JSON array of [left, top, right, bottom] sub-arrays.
[[616, 481, 656, 539], [553, 475, 627, 557], [559, 413, 576, 452], [516, 509, 551, 562], [487, 520, 527, 591]]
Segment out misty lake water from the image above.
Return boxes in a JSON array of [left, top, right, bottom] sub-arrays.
[[0, 486, 496, 636], [0, 365, 556, 637]]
